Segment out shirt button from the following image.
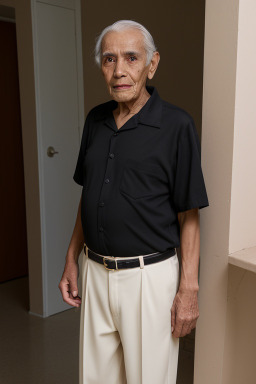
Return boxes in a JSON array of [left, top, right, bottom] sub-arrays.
[[109, 153, 115, 159], [99, 226, 104, 232], [99, 201, 105, 207], [113, 132, 118, 136], [105, 178, 110, 183]]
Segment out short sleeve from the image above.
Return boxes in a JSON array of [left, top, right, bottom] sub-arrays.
[[73, 111, 92, 186], [172, 118, 209, 213]]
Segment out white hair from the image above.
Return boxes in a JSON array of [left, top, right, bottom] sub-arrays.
[[94, 20, 157, 67]]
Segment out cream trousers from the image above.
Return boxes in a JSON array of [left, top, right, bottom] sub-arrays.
[[79, 246, 180, 384]]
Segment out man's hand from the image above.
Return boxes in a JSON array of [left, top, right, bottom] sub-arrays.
[[58, 260, 82, 308], [170, 287, 199, 338], [58, 194, 83, 307]]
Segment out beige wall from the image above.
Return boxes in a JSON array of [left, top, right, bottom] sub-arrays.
[[0, 0, 43, 315], [195, 1, 256, 384], [81, 0, 206, 134], [223, 1, 256, 383], [229, 0, 256, 253], [194, 0, 239, 382]]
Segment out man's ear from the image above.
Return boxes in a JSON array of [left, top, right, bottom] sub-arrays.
[[147, 51, 160, 80]]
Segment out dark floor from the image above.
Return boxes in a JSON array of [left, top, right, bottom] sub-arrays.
[[0, 276, 194, 384]]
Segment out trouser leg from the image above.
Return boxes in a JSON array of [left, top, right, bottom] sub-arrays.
[[116, 253, 180, 384], [79, 250, 127, 384]]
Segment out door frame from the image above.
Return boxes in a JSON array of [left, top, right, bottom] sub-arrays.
[[30, 0, 84, 317]]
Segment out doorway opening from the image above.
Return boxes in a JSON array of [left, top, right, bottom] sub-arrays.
[[0, 6, 29, 293]]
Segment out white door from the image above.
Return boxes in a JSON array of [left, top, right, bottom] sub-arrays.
[[31, 0, 84, 316]]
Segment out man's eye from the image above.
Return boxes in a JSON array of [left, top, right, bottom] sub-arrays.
[[129, 56, 137, 62], [104, 57, 114, 63]]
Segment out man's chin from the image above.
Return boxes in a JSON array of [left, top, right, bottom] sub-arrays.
[[109, 88, 136, 103], [111, 92, 135, 103]]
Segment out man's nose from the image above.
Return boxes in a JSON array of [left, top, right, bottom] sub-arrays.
[[113, 59, 127, 78]]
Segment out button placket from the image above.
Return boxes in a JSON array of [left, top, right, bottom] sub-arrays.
[[97, 132, 118, 246]]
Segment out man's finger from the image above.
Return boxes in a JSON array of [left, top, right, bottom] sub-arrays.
[[189, 319, 197, 331], [180, 321, 192, 337], [171, 303, 176, 333], [172, 316, 183, 338], [69, 281, 79, 297]]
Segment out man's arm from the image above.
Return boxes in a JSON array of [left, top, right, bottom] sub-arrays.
[[58, 194, 84, 307], [66, 194, 84, 264], [171, 207, 200, 338]]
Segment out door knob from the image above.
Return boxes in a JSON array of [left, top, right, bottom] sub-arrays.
[[47, 146, 59, 157]]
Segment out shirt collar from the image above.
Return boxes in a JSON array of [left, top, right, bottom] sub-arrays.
[[95, 85, 162, 131], [138, 85, 162, 129]]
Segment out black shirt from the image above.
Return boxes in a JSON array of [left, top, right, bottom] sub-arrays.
[[73, 85, 209, 257]]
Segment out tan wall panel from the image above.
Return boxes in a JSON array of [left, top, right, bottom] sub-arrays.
[[229, 0, 256, 253], [194, 0, 240, 383], [223, 1, 256, 383]]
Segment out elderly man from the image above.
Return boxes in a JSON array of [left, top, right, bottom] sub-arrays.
[[59, 20, 209, 384]]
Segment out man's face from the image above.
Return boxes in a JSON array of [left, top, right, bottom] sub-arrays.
[[101, 28, 155, 102]]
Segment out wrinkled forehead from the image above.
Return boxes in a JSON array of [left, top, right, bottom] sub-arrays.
[[101, 29, 146, 56]]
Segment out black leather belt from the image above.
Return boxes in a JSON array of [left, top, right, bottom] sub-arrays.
[[85, 246, 176, 271]]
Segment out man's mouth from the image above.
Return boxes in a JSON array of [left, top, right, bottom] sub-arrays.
[[113, 85, 132, 90]]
